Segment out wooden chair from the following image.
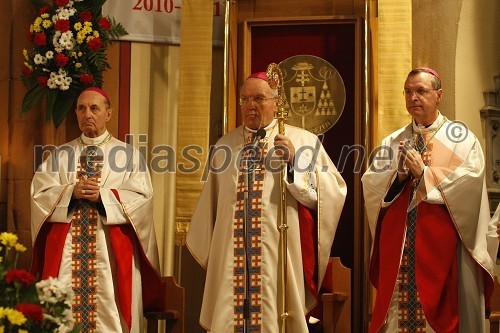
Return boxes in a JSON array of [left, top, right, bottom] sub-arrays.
[[321, 257, 351, 333], [144, 276, 185, 333], [490, 275, 500, 333]]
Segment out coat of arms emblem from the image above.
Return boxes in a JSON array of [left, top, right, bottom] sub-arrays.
[[279, 55, 346, 134]]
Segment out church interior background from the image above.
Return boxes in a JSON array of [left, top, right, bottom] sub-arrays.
[[1, 0, 499, 332]]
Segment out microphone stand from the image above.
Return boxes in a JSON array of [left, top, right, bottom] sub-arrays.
[[243, 129, 265, 333]]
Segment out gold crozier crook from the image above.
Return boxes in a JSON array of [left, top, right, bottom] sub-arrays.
[[266, 63, 289, 332]]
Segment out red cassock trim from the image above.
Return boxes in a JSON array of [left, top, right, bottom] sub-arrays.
[[369, 182, 459, 333], [109, 225, 133, 329], [298, 202, 334, 321], [30, 222, 71, 279], [108, 189, 133, 330], [109, 189, 165, 314], [299, 202, 318, 296]]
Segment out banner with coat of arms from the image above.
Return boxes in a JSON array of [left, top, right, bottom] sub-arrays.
[[102, 0, 225, 45]]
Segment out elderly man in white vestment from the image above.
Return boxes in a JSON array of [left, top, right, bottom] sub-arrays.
[[30, 88, 163, 332], [362, 68, 499, 333], [187, 72, 347, 332]]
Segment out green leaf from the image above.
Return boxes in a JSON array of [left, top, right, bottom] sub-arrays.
[[94, 0, 107, 8], [21, 84, 45, 115], [91, 0, 106, 17], [88, 51, 108, 71], [52, 90, 78, 128], [108, 19, 128, 40], [30, 0, 47, 9], [45, 89, 59, 122]]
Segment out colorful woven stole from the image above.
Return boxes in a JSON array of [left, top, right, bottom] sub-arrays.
[[398, 132, 429, 332], [233, 136, 267, 333], [71, 145, 103, 332]]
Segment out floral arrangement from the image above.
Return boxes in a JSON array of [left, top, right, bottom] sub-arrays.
[[21, 0, 127, 127], [0, 232, 78, 332]]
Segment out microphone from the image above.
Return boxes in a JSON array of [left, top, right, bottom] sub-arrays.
[[253, 128, 266, 143]]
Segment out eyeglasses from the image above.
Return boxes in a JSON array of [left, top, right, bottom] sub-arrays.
[[403, 88, 437, 97], [239, 96, 277, 106]]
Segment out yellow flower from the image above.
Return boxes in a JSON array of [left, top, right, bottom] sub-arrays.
[[18, 330, 28, 333], [74, 22, 82, 31], [32, 17, 42, 32], [0, 256, 3, 263], [93, 31, 99, 38], [23, 49, 28, 60], [5, 309, 27, 326], [30, 24, 41, 33], [77, 31, 87, 44], [41, 13, 49, 19], [0, 326, 4, 333], [42, 20, 52, 29], [0, 232, 18, 248], [81, 24, 93, 36], [75, 63, 82, 69], [78, 52, 82, 57], [14, 243, 27, 252]]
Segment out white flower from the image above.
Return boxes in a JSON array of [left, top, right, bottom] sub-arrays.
[[47, 78, 57, 89], [55, 323, 73, 333], [60, 76, 72, 90], [52, 31, 62, 49], [56, 7, 77, 20], [45, 50, 54, 59], [59, 31, 74, 50], [54, 75, 64, 85], [47, 79, 56, 89], [34, 54, 46, 65], [35, 276, 76, 330]]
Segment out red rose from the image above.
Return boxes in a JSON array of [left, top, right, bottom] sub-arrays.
[[80, 74, 94, 85], [16, 303, 44, 323], [55, 19, 70, 32], [80, 11, 92, 22], [5, 269, 35, 286], [39, 5, 51, 14], [34, 32, 46, 46], [37, 76, 49, 87], [55, 0, 69, 7], [98, 17, 112, 31], [88, 37, 102, 51], [55, 53, 69, 67], [22, 66, 32, 77]]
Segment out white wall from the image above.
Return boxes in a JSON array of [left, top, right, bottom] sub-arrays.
[[455, 0, 500, 148]]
